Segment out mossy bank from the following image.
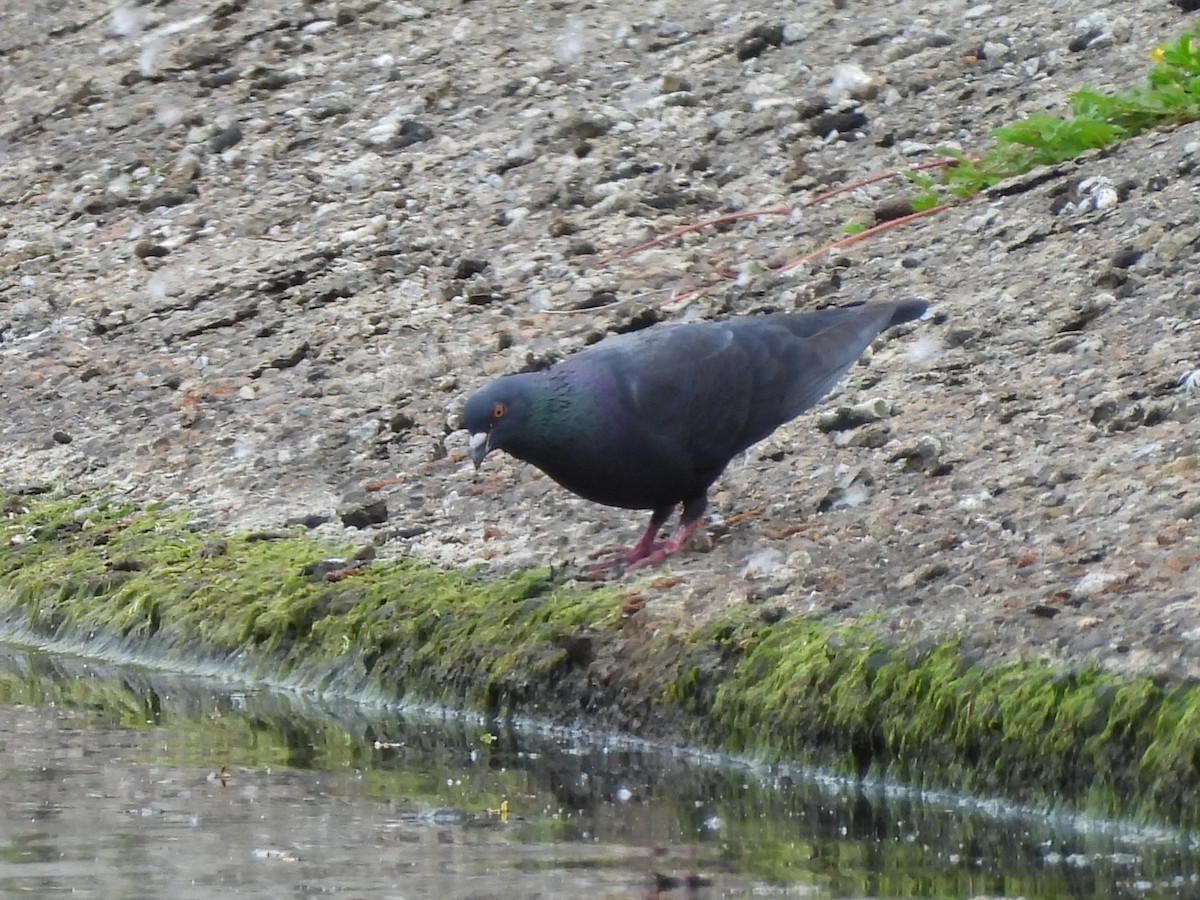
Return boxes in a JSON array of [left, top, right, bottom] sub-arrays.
[[2, 488, 1198, 830]]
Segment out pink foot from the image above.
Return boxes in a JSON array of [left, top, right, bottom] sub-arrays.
[[624, 520, 701, 571], [584, 553, 631, 573], [624, 520, 700, 571], [584, 510, 705, 574]]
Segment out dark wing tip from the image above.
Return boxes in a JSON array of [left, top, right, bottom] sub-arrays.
[[887, 299, 930, 328]]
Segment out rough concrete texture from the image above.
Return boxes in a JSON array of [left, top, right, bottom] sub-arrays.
[[2, 1, 1198, 682]]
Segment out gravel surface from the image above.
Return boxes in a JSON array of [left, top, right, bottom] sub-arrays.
[[2, 1, 1199, 680]]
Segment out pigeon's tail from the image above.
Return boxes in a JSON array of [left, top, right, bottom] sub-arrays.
[[885, 298, 929, 328], [773, 299, 927, 418]]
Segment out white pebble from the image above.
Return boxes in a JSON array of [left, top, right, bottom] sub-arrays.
[[742, 548, 785, 578], [782, 23, 808, 43]]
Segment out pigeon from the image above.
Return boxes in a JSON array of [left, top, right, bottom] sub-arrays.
[[462, 299, 928, 568]]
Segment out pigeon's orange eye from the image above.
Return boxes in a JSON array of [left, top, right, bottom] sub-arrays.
[[491, 402, 506, 420]]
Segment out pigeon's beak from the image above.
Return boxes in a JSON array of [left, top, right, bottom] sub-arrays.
[[468, 431, 490, 470]]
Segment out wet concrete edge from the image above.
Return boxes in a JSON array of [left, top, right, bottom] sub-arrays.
[[1, 487, 1197, 829]]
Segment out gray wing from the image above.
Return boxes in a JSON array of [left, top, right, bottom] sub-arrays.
[[570, 301, 923, 471], [559, 322, 755, 478], [754, 299, 925, 423]]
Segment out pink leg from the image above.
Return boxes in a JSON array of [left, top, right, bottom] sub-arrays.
[[624, 495, 708, 569], [625, 512, 670, 561], [625, 518, 702, 570], [587, 497, 709, 573], [586, 507, 673, 572]]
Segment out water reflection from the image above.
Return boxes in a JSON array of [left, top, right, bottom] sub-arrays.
[[0, 642, 1194, 898]]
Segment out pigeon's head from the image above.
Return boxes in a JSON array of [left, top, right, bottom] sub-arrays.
[[461, 375, 536, 470]]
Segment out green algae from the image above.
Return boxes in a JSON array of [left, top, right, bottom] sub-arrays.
[[1, 488, 1199, 828], [0, 489, 622, 708], [701, 614, 1200, 827]]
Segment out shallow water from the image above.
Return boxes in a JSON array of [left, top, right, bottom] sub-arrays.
[[0, 643, 1195, 899]]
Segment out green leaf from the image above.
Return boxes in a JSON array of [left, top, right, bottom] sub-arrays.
[[906, 23, 1200, 211], [910, 191, 941, 212]]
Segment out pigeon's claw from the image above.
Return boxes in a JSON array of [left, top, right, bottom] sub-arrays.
[[621, 507, 674, 565], [625, 520, 701, 571], [585, 515, 706, 574], [583, 506, 674, 573], [583, 540, 670, 574]]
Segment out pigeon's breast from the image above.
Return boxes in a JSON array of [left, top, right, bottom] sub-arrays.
[[517, 369, 703, 510]]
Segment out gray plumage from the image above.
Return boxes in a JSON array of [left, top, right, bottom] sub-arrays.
[[463, 299, 927, 567]]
